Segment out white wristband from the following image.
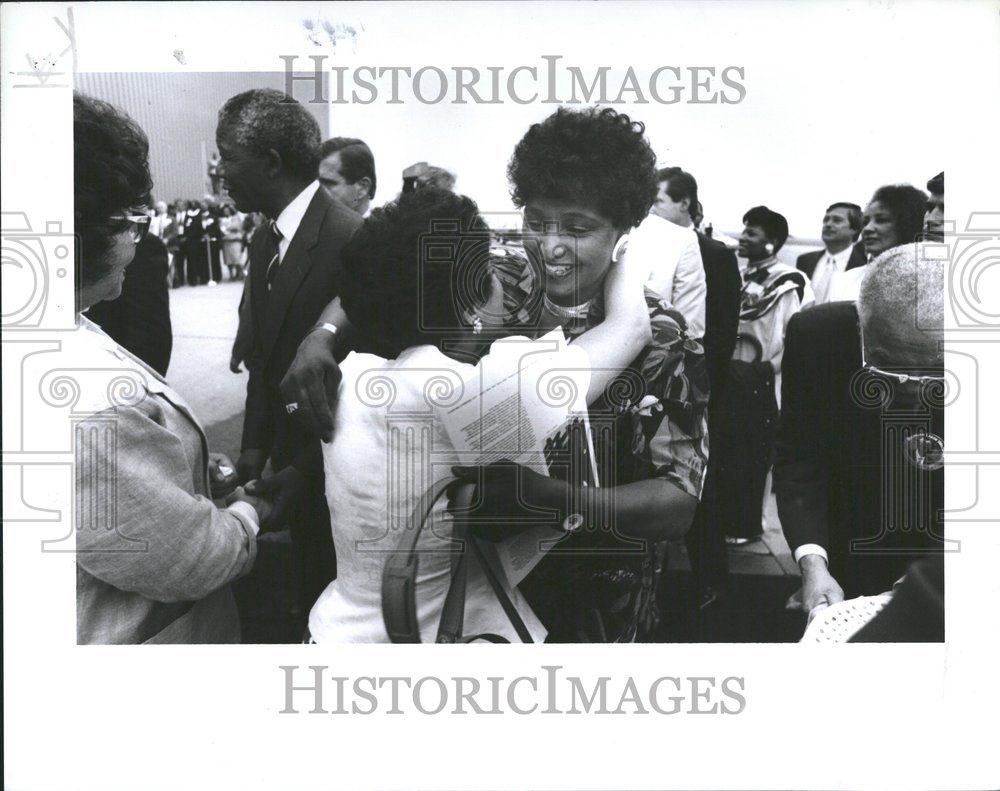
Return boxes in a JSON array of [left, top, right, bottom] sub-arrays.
[[794, 544, 829, 565], [313, 322, 338, 337]]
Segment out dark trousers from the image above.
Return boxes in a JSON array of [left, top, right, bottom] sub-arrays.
[[170, 248, 186, 288], [287, 480, 336, 611], [185, 241, 208, 285], [270, 422, 336, 612], [685, 450, 730, 592], [209, 241, 223, 283]]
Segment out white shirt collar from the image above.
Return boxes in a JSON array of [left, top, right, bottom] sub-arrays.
[[824, 244, 855, 271], [274, 181, 321, 251]]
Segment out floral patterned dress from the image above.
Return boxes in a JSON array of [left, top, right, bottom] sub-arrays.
[[490, 243, 710, 641]]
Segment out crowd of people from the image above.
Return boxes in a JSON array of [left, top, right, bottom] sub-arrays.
[[72, 87, 946, 645], [148, 197, 259, 287]]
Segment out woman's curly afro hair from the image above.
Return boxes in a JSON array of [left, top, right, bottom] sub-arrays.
[[74, 92, 152, 284], [507, 106, 658, 230], [339, 188, 492, 353]]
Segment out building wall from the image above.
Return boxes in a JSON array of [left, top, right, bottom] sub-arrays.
[[75, 72, 329, 204]]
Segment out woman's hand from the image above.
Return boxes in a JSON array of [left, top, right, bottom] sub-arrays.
[[208, 452, 238, 499], [451, 461, 568, 541], [244, 467, 306, 531], [602, 238, 652, 348], [567, 235, 652, 404]]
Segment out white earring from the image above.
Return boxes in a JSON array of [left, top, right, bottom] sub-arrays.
[[611, 234, 629, 263], [472, 315, 483, 335]]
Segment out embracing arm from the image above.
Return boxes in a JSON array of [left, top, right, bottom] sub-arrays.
[[570, 252, 652, 404], [548, 475, 697, 542], [454, 462, 696, 544]]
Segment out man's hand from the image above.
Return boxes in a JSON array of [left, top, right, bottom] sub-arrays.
[[799, 554, 845, 620], [229, 353, 243, 374], [235, 448, 267, 486], [226, 485, 274, 528], [208, 451, 238, 499], [280, 328, 342, 442], [244, 466, 306, 531]]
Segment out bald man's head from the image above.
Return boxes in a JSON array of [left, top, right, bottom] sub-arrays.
[[858, 244, 944, 370]]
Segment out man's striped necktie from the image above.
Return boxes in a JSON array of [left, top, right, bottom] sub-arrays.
[[264, 220, 284, 291]]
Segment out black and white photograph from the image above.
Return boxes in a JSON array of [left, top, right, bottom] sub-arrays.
[[2, 2, 998, 789]]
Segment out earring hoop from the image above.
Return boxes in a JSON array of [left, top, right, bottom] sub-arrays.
[[611, 234, 629, 263]]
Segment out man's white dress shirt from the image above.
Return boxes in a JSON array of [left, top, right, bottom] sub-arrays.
[[812, 244, 861, 304], [273, 180, 321, 263]]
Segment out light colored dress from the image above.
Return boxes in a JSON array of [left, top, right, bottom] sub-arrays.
[[220, 213, 245, 268], [308, 339, 553, 644], [735, 255, 814, 407]]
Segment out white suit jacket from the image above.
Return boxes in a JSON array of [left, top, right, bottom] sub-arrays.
[[624, 213, 707, 337]]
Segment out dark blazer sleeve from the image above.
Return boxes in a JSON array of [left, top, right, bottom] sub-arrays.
[[847, 242, 868, 270], [240, 227, 274, 455], [712, 242, 741, 376], [772, 309, 830, 553], [796, 249, 822, 279], [699, 235, 741, 391], [287, 201, 362, 478]]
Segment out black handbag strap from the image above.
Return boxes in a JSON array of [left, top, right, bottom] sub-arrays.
[[435, 485, 472, 643], [468, 536, 535, 643], [382, 477, 534, 644]]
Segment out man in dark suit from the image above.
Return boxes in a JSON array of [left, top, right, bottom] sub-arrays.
[[796, 202, 867, 304], [216, 88, 362, 613], [650, 168, 742, 606], [85, 232, 173, 376], [774, 244, 945, 629]]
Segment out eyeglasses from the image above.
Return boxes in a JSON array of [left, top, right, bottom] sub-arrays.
[[109, 210, 151, 244], [858, 320, 946, 386]]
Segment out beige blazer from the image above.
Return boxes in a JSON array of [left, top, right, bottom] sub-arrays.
[[73, 318, 258, 644]]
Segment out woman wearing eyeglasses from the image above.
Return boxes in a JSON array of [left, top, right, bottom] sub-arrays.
[[71, 93, 270, 644]]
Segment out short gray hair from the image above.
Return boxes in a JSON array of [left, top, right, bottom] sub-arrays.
[[858, 243, 944, 368], [217, 89, 320, 182]]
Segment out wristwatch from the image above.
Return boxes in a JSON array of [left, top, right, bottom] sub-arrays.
[[562, 513, 584, 533]]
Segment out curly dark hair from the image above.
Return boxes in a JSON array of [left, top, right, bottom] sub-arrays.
[[507, 107, 657, 230], [869, 184, 928, 248], [339, 188, 492, 353], [74, 92, 152, 286], [217, 89, 320, 182]]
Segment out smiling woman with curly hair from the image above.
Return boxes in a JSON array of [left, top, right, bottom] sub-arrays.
[[507, 106, 658, 313]]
